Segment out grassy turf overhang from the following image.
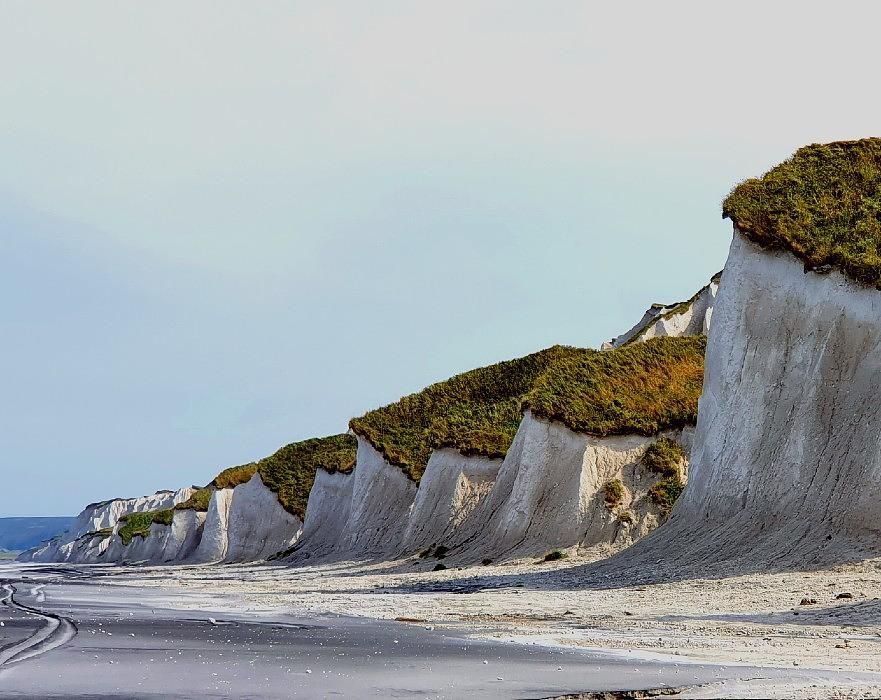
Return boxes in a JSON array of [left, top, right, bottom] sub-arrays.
[[723, 138, 881, 287], [175, 434, 357, 520], [350, 335, 706, 482]]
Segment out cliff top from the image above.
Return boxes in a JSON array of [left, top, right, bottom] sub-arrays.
[[177, 434, 356, 520], [350, 336, 705, 481], [723, 138, 881, 286]]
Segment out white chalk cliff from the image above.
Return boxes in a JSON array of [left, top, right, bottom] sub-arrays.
[[442, 412, 692, 561], [605, 275, 719, 349], [286, 413, 694, 565], [19, 488, 196, 564], [24, 284, 712, 568], [191, 473, 302, 564], [620, 230, 881, 571]]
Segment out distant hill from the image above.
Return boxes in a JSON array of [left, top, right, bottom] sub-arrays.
[[0, 517, 74, 552]]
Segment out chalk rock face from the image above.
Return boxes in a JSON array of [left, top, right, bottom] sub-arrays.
[[627, 232, 881, 570], [339, 437, 417, 558], [446, 411, 690, 561], [286, 438, 418, 562], [164, 508, 207, 562], [18, 488, 195, 563], [189, 473, 301, 564], [224, 473, 302, 562], [605, 278, 719, 349], [285, 469, 354, 561], [401, 449, 501, 554], [189, 488, 234, 563]]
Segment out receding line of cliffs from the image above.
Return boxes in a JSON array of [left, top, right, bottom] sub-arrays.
[[21, 297, 712, 567], [29, 138, 881, 572]]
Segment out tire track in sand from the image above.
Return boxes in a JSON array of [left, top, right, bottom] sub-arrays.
[[0, 583, 77, 667]]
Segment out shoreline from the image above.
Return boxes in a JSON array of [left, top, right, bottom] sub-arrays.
[[8, 555, 881, 698], [2, 561, 836, 700]]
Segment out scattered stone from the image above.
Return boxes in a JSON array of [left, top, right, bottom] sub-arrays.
[[836, 593, 854, 600], [800, 598, 817, 605]]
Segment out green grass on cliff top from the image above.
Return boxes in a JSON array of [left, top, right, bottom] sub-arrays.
[[253, 435, 356, 520], [175, 434, 357, 520], [723, 138, 881, 287], [350, 336, 706, 481]]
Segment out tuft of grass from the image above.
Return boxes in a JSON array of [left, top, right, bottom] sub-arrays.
[[211, 464, 257, 490], [642, 437, 684, 478], [175, 487, 213, 513], [117, 509, 173, 546], [723, 138, 881, 287], [617, 511, 634, 525], [351, 336, 705, 482], [544, 550, 569, 562], [649, 477, 685, 511], [603, 479, 625, 508]]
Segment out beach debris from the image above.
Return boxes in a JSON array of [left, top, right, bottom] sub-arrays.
[[799, 598, 817, 605], [836, 592, 854, 599]]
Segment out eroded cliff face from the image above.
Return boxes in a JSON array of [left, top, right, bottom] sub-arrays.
[[619, 231, 881, 571], [18, 488, 195, 563], [284, 414, 692, 566], [27, 278, 714, 568], [285, 469, 353, 561], [401, 449, 501, 554], [440, 411, 691, 562], [191, 473, 302, 564], [605, 276, 718, 349]]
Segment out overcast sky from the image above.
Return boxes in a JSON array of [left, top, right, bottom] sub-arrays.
[[2, 2, 879, 516]]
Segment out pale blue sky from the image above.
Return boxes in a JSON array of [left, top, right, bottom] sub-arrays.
[[3, 2, 879, 516]]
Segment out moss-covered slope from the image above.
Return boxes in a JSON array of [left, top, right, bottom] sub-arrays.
[[351, 336, 706, 482], [723, 138, 881, 286], [176, 434, 357, 520]]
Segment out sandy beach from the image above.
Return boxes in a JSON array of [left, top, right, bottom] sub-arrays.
[[2, 558, 880, 698]]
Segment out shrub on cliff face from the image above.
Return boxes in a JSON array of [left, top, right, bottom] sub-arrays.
[[603, 479, 625, 508], [350, 336, 706, 481], [723, 138, 881, 287], [643, 437, 684, 478], [649, 477, 684, 511]]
